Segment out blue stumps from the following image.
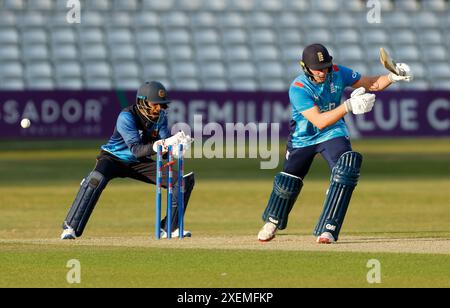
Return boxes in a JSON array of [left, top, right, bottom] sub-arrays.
[[178, 144, 184, 239], [156, 145, 163, 240], [167, 145, 173, 239]]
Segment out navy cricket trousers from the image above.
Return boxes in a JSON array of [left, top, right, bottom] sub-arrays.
[[283, 136, 352, 180]]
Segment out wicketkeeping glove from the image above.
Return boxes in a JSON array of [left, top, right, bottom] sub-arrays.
[[153, 131, 193, 158]]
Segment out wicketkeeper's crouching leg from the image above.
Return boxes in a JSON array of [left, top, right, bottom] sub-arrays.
[[61, 170, 109, 239], [160, 172, 195, 238], [258, 172, 303, 241], [314, 151, 363, 244]]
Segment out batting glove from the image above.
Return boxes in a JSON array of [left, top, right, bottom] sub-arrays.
[[344, 87, 376, 115], [388, 63, 413, 83]]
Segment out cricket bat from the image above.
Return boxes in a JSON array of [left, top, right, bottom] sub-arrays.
[[380, 47, 404, 76]]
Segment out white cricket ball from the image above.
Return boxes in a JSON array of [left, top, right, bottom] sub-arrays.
[[21, 118, 31, 129]]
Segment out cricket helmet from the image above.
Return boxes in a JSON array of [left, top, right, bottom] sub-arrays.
[[300, 44, 333, 80], [136, 81, 171, 123]]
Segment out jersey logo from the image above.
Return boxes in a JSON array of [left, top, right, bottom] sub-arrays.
[[318, 102, 336, 113], [333, 65, 340, 72], [330, 82, 336, 93], [294, 82, 304, 88]]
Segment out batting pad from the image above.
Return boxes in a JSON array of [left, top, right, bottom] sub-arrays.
[[314, 151, 363, 240], [262, 172, 303, 230], [63, 171, 108, 237]]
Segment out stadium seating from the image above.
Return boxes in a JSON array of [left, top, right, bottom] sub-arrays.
[[0, 0, 449, 90]]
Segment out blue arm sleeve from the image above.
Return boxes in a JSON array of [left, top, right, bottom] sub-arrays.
[[339, 65, 361, 87], [289, 85, 316, 113], [116, 112, 154, 159], [158, 115, 171, 139]]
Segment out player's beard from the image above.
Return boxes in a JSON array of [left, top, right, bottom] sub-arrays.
[[138, 104, 162, 122], [148, 108, 160, 121]]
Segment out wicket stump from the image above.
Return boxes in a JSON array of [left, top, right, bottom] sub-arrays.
[[155, 143, 185, 240]]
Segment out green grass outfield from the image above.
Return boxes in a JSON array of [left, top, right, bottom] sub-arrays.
[[0, 138, 450, 288]]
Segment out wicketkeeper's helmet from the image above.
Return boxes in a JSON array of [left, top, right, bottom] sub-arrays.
[[136, 81, 171, 122]]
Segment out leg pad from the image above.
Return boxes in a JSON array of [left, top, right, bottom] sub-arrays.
[[262, 172, 303, 230], [63, 171, 107, 237], [314, 151, 363, 240]]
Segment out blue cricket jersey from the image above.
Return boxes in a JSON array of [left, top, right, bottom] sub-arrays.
[[101, 106, 171, 163], [287, 65, 361, 149]]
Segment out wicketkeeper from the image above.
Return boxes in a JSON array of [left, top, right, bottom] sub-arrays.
[[61, 81, 195, 240], [258, 43, 413, 243]]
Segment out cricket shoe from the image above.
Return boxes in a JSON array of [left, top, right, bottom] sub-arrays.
[[316, 232, 335, 244], [160, 228, 192, 239], [258, 222, 278, 242], [60, 225, 76, 240]]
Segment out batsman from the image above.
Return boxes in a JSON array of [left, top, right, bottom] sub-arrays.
[[61, 81, 195, 240], [258, 44, 413, 244]]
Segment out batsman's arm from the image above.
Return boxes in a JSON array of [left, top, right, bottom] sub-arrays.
[[354, 48, 414, 91], [301, 88, 376, 130], [302, 105, 348, 131], [290, 83, 349, 131], [352, 75, 392, 92]]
